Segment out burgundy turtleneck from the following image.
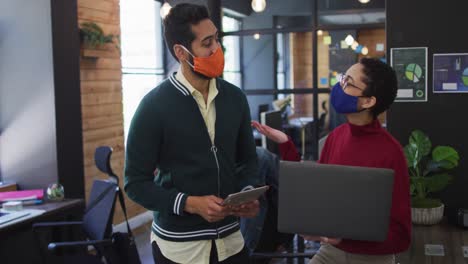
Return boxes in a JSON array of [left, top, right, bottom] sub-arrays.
[[279, 119, 411, 255]]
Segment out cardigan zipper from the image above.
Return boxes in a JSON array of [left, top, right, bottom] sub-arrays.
[[210, 145, 221, 197], [211, 145, 222, 238]]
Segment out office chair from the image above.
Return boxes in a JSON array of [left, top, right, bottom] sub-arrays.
[[95, 146, 118, 181], [247, 148, 317, 264], [33, 147, 122, 264], [249, 195, 317, 264]]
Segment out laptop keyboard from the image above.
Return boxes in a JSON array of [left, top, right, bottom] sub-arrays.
[[0, 211, 30, 225]]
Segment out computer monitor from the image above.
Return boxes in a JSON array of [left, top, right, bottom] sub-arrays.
[[258, 104, 270, 121], [260, 110, 282, 155]]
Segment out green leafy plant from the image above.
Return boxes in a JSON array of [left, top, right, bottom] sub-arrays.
[[79, 22, 117, 49], [46, 183, 65, 201], [404, 130, 459, 208]]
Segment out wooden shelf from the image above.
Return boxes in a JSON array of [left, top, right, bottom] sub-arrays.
[[80, 48, 120, 60], [81, 49, 101, 60]]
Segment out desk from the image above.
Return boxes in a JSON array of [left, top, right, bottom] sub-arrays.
[[0, 199, 84, 264], [288, 117, 314, 128], [396, 220, 468, 264]]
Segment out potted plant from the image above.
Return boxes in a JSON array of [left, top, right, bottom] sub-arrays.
[[404, 130, 460, 225], [79, 22, 119, 58]]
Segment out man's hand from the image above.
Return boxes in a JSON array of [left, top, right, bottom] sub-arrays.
[[185, 195, 230, 222], [300, 235, 342, 245], [228, 200, 260, 218]]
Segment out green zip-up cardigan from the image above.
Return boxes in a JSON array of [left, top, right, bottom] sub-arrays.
[[124, 73, 260, 242]]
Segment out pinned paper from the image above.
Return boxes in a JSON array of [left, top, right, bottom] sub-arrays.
[[433, 53, 468, 93], [355, 45, 363, 53], [323, 36, 332, 45], [320, 77, 328, 85], [340, 40, 348, 49], [391, 47, 427, 102], [376, 43, 384, 52]]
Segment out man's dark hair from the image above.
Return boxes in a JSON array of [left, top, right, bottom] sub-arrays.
[[163, 3, 210, 61], [360, 58, 398, 117]]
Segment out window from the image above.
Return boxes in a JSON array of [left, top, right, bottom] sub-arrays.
[[277, 33, 286, 91], [120, 0, 165, 140], [222, 15, 242, 88]]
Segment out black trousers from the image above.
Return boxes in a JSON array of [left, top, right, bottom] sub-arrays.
[[152, 240, 249, 264]]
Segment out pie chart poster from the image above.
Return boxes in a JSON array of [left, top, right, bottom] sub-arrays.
[[391, 47, 428, 102], [433, 53, 468, 93]]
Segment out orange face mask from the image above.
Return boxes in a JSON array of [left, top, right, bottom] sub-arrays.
[[180, 45, 225, 78]]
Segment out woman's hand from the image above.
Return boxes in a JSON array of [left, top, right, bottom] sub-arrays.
[[251, 121, 289, 144]]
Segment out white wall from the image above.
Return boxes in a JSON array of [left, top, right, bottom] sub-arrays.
[[0, 0, 58, 189]]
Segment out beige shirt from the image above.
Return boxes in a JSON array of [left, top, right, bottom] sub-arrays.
[[177, 70, 217, 144], [151, 69, 244, 264]]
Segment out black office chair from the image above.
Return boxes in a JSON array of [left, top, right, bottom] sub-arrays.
[[95, 146, 119, 181], [247, 148, 317, 264], [33, 147, 121, 264]]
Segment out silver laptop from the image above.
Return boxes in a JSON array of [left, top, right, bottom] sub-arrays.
[[278, 161, 394, 242]]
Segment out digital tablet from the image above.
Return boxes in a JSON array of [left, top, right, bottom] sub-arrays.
[[222, 186, 269, 206]]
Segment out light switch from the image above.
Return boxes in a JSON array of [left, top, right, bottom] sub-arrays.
[[425, 244, 445, 256]]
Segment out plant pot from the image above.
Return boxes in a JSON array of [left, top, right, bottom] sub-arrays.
[[411, 203, 444, 225]]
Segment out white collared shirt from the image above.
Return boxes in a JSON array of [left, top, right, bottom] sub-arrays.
[[176, 70, 217, 144]]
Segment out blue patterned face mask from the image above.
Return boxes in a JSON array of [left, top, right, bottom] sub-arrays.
[[330, 83, 365, 114]]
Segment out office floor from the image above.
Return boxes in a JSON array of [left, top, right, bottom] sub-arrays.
[[134, 223, 314, 264], [134, 223, 154, 264]]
